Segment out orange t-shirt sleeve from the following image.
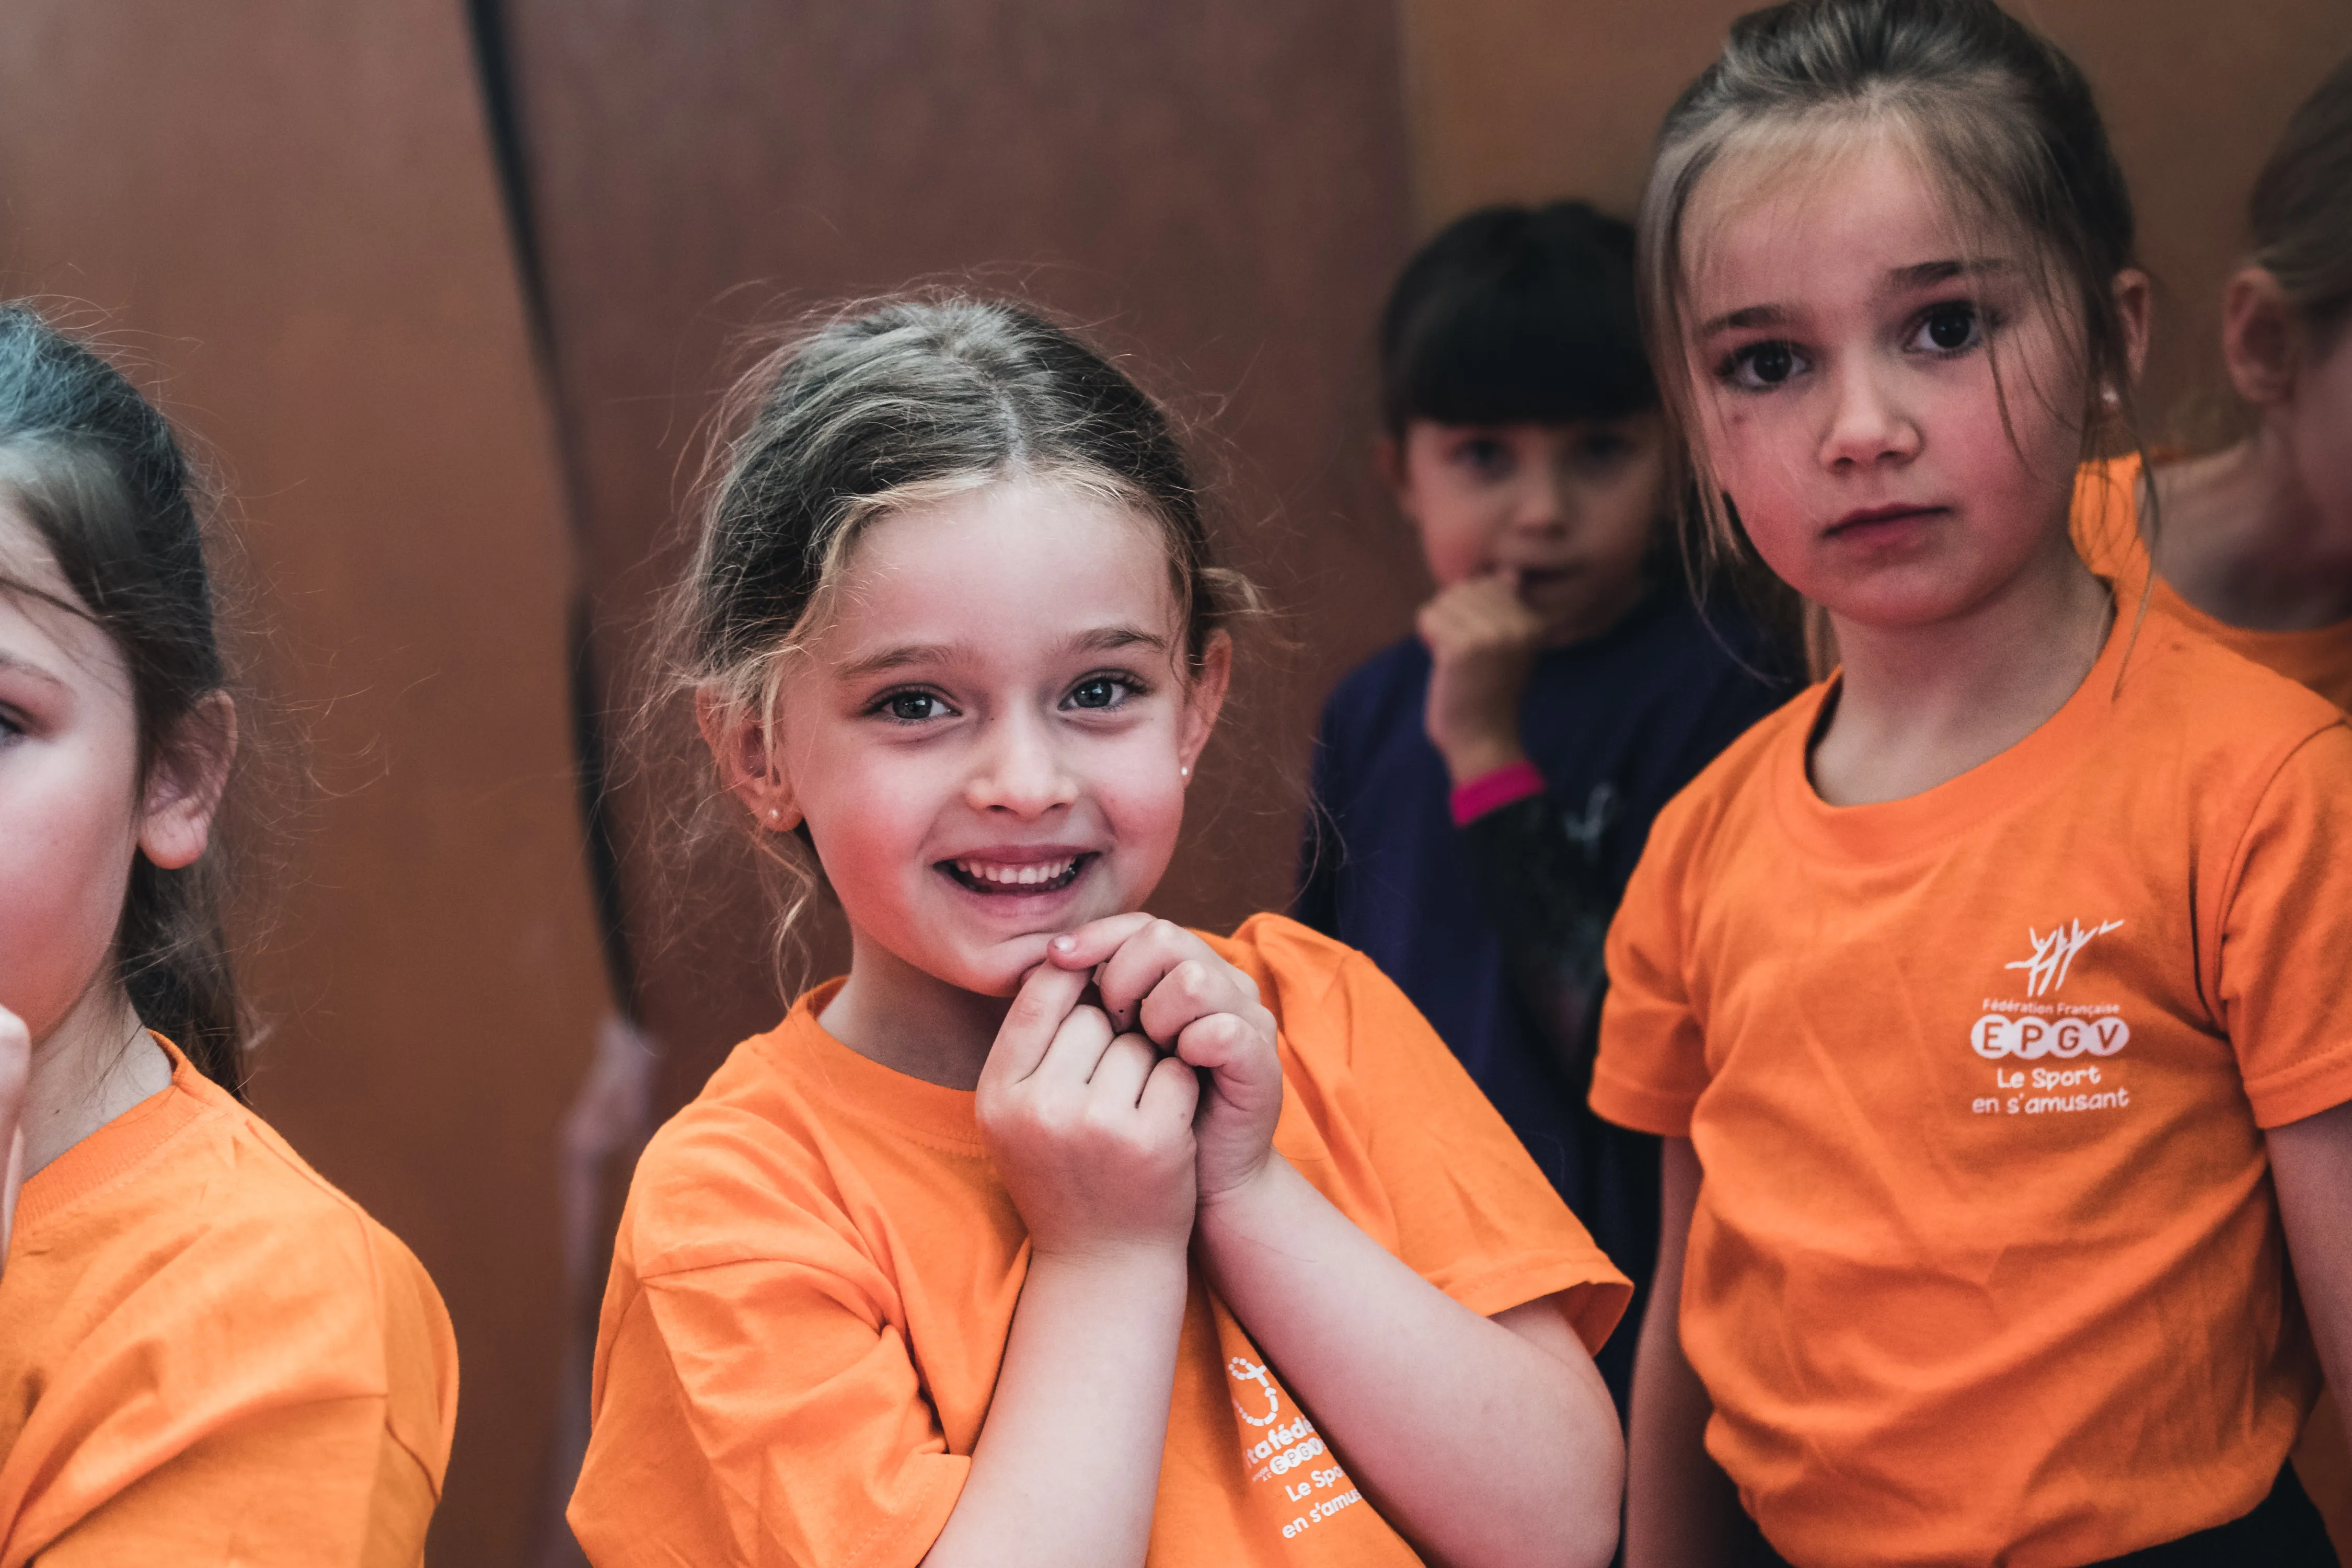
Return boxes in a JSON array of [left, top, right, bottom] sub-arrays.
[[1589, 805, 1712, 1139], [1262, 924, 1632, 1352], [2220, 720, 2352, 1128], [2, 1206, 453, 1568], [574, 1250, 969, 1568]]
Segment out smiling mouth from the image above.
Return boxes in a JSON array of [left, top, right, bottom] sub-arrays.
[[940, 854, 1095, 895]]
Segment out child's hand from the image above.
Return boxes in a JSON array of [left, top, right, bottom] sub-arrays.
[[0, 1007, 27, 1273], [977, 962, 1200, 1261], [1417, 573, 1543, 786], [1046, 916, 1282, 1208]]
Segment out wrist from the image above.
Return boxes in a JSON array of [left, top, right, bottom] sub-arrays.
[[1448, 757, 1543, 824], [1434, 733, 1529, 789], [1192, 1153, 1299, 1243]]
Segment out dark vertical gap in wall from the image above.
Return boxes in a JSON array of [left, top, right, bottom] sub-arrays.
[[465, 0, 640, 1022]]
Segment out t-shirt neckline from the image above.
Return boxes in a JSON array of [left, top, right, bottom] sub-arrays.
[[13, 1033, 206, 1236], [1771, 591, 2134, 863], [765, 980, 986, 1150]]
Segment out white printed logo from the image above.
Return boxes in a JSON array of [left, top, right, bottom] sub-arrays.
[[1970, 1012, 2129, 1059], [1229, 1356, 1282, 1427], [2003, 918, 2123, 996]]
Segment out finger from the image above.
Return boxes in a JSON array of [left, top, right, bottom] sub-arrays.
[[1033, 1005, 1117, 1087], [1094, 920, 1217, 1037], [1175, 1011, 1274, 1097], [0, 1126, 19, 1269], [981, 962, 1093, 1089], [1043, 910, 1160, 972], [1135, 956, 1253, 1050], [1086, 1032, 1159, 1107], [1137, 1052, 1202, 1128]]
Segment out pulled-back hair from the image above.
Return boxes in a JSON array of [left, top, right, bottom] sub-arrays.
[[2250, 53, 2352, 347], [0, 305, 245, 1092], [1637, 0, 2145, 592], [666, 293, 1256, 949], [1379, 201, 1655, 439]]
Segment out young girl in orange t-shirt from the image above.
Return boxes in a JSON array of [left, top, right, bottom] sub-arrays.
[[2074, 55, 2352, 710], [567, 297, 1631, 1568], [0, 306, 456, 1563], [1589, 2, 2352, 1565]]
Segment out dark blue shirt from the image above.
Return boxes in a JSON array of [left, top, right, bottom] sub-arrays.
[[1296, 586, 1793, 1403]]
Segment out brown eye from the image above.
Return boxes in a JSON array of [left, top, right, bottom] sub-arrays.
[[883, 691, 943, 721], [1919, 304, 1980, 353]]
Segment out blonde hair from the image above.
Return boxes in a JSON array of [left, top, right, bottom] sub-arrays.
[[656, 293, 1258, 961]]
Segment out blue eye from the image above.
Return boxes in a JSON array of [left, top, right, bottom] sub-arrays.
[[1065, 675, 1133, 711]]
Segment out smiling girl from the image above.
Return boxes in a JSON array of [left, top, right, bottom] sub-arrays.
[[565, 297, 1631, 1568], [1585, 3, 2352, 1565], [0, 306, 455, 1563]]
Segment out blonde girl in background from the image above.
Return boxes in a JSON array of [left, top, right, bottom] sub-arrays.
[[1587, 1, 2352, 1563], [566, 297, 1630, 1568], [0, 305, 456, 1564], [2076, 53, 2352, 712]]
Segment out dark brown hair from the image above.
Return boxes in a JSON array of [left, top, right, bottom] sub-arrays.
[[2250, 53, 2352, 347], [0, 305, 245, 1091]]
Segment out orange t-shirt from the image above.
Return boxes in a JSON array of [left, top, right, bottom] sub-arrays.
[[1590, 606, 2352, 1567], [569, 913, 1630, 1568], [0, 1037, 458, 1568], [2076, 454, 2352, 710]]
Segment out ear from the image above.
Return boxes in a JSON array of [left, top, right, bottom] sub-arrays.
[[2112, 268, 2153, 386], [2220, 265, 2298, 408], [137, 691, 237, 872], [1178, 630, 1232, 777], [695, 685, 802, 833]]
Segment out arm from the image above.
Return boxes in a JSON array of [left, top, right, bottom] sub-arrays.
[[1625, 1137, 1746, 1568], [2266, 1099, 2352, 1457], [923, 965, 1200, 1568], [1047, 916, 1621, 1568], [1197, 1157, 1623, 1568]]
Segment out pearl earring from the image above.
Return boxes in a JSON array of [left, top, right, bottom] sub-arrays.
[[1180, 765, 1191, 780]]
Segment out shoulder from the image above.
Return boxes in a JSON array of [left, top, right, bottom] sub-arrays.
[[22, 1076, 456, 1445], [2120, 619, 2346, 787], [617, 1019, 875, 1283]]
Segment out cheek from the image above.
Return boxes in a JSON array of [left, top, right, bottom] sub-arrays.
[[0, 753, 142, 1030], [1409, 487, 1504, 583]]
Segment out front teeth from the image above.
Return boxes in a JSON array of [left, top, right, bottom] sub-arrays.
[[954, 857, 1077, 887]]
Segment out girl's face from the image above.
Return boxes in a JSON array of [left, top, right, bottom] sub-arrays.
[[757, 477, 1226, 999], [1684, 132, 2094, 629], [0, 508, 215, 1046], [1389, 414, 1667, 643]]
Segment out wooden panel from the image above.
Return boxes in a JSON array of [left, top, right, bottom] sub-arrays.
[[0, 5, 613, 1563], [501, 0, 1424, 1109], [1398, 0, 2351, 433]]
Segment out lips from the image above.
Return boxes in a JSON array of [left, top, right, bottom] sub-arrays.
[[939, 852, 1095, 895], [1827, 503, 1945, 536]]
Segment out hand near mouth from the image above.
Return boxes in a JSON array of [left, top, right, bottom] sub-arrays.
[[1045, 915, 1282, 1206]]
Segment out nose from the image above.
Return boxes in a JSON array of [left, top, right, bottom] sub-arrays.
[[1818, 359, 1921, 471], [962, 707, 1078, 818], [1509, 462, 1573, 539]]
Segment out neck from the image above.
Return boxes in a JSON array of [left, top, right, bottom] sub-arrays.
[[818, 930, 1013, 1092], [1813, 529, 2112, 806], [2150, 434, 2352, 630], [22, 982, 173, 1180]]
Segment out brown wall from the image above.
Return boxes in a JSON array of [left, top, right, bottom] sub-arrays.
[[0, 5, 611, 1564], [1397, 0, 2352, 434], [499, 0, 1425, 1110]]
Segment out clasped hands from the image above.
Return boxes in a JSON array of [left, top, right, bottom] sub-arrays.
[[975, 915, 1282, 1261]]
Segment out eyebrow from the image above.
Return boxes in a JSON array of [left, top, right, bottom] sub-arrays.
[[834, 624, 1171, 682], [1697, 257, 2016, 338], [0, 649, 65, 689]]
